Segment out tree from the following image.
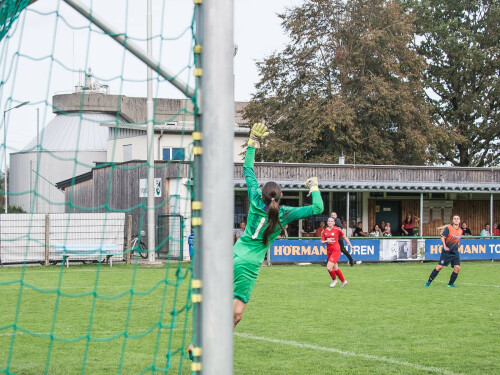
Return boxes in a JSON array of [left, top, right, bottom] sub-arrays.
[[403, 0, 500, 166], [244, 0, 434, 165]]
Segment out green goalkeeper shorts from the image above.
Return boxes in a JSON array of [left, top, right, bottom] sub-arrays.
[[233, 254, 260, 303]]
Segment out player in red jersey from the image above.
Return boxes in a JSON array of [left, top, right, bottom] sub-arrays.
[[321, 217, 354, 288], [425, 215, 463, 287]]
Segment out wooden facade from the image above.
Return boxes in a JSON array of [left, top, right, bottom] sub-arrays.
[[59, 161, 191, 237], [234, 162, 500, 191], [368, 199, 500, 236], [59, 160, 499, 243], [235, 162, 500, 237]]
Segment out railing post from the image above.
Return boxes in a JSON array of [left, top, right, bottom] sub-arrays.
[[44, 214, 50, 266], [126, 214, 132, 264]]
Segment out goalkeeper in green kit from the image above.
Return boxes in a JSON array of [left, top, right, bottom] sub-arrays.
[[233, 123, 324, 328]]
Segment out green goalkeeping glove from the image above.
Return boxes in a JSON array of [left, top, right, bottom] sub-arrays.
[[304, 177, 319, 196], [247, 123, 270, 149]]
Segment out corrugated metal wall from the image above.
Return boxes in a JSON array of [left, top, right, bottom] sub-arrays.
[[10, 151, 106, 213], [0, 212, 125, 264], [64, 162, 191, 252]]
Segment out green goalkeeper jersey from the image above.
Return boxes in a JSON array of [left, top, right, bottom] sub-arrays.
[[233, 147, 324, 267]]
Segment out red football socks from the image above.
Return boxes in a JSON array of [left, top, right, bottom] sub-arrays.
[[335, 269, 345, 282]]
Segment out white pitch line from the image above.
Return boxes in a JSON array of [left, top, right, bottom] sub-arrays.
[[378, 279, 500, 288], [235, 332, 462, 375], [431, 280, 500, 288]]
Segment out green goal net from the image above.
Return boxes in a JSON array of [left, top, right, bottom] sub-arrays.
[[0, 0, 202, 373]]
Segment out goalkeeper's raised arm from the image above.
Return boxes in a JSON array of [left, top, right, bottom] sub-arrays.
[[247, 122, 269, 149], [233, 124, 324, 328]]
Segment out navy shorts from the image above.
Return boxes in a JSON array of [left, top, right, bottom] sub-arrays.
[[439, 251, 460, 267]]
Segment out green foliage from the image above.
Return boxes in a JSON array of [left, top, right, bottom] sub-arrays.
[[402, 0, 500, 166], [244, 0, 434, 165], [6, 204, 26, 213]]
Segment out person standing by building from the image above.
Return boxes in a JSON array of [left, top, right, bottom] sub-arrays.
[[352, 222, 368, 237], [424, 214, 462, 288], [321, 217, 353, 287], [383, 222, 392, 236], [315, 221, 326, 237], [402, 213, 420, 236], [461, 222, 472, 236], [331, 212, 356, 266], [233, 123, 324, 328], [369, 224, 383, 237], [234, 221, 246, 243], [379, 220, 387, 232], [480, 224, 491, 237]]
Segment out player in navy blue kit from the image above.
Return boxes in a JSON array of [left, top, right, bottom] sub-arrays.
[[425, 215, 462, 287]]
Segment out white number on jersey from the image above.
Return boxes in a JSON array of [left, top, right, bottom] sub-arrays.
[[252, 217, 266, 239]]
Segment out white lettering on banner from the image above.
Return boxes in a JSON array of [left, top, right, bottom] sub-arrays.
[[489, 244, 500, 254], [349, 245, 374, 255], [272, 245, 327, 257]]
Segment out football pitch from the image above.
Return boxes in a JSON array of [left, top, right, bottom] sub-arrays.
[[1, 261, 499, 374]]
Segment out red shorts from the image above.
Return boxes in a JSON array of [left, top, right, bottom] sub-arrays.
[[328, 249, 341, 264]]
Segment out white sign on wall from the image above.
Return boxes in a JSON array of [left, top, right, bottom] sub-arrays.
[[139, 178, 162, 197], [423, 200, 453, 209], [422, 208, 430, 224]]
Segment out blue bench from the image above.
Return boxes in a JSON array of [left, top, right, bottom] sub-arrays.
[[54, 244, 121, 267]]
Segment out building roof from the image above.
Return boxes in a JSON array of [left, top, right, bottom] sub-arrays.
[[234, 179, 499, 193], [58, 160, 500, 194], [233, 162, 500, 193], [99, 122, 250, 135], [22, 112, 125, 152]]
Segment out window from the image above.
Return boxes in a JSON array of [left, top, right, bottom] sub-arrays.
[[123, 144, 132, 162], [172, 148, 185, 160], [162, 148, 185, 161], [234, 193, 248, 228]]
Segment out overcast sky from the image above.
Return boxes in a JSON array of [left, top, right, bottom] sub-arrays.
[[0, 0, 303, 163]]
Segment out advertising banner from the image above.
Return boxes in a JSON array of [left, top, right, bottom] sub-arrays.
[[268, 238, 500, 263], [380, 239, 425, 261], [425, 238, 500, 260], [270, 239, 380, 263]]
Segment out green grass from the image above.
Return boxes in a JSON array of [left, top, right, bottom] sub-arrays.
[[0, 263, 194, 374], [1, 262, 499, 374], [234, 262, 500, 375]]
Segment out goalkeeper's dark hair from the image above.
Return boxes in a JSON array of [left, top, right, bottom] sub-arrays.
[[261, 181, 284, 245]]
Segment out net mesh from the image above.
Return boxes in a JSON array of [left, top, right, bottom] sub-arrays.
[[0, 1, 198, 373]]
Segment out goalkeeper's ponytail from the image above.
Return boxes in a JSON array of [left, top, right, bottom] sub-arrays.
[[262, 181, 284, 246]]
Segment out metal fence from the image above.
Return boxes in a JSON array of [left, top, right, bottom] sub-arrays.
[[156, 214, 184, 260], [0, 213, 125, 265]]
